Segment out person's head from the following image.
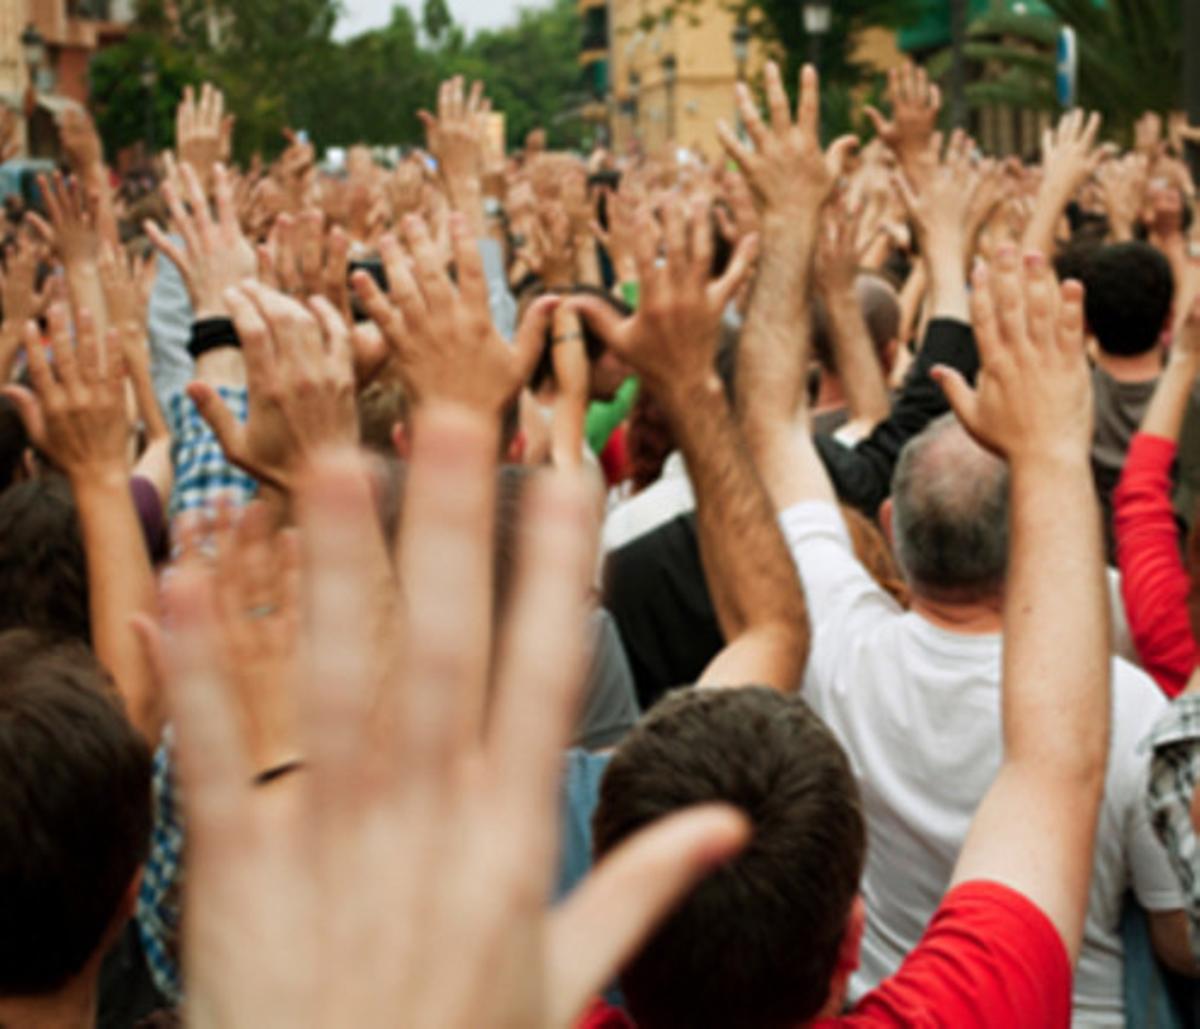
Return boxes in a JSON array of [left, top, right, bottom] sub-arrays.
[[593, 687, 866, 1029], [811, 273, 902, 380], [0, 630, 152, 998], [1058, 241, 1173, 357], [529, 285, 633, 401], [885, 415, 1009, 605], [0, 475, 89, 642]]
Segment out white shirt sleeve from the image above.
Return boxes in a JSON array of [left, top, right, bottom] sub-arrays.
[[778, 502, 903, 701]]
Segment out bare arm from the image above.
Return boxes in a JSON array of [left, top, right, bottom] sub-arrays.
[[1140, 298, 1200, 441], [941, 251, 1109, 964], [815, 208, 890, 434], [3, 308, 161, 741], [1022, 110, 1103, 257], [570, 193, 806, 693], [717, 62, 856, 511]]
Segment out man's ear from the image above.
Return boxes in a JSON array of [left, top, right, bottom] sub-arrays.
[[879, 497, 896, 550], [835, 895, 866, 976], [391, 422, 412, 462], [20, 447, 36, 481]]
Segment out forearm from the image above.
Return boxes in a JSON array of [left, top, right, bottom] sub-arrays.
[[64, 263, 110, 344], [551, 395, 586, 470], [1141, 352, 1200, 441], [84, 164, 121, 251], [1022, 183, 1071, 258], [1005, 455, 1109, 778], [739, 217, 836, 510], [925, 235, 970, 322], [574, 233, 602, 288], [823, 286, 890, 427], [72, 468, 162, 742], [443, 175, 487, 239], [667, 376, 808, 670]]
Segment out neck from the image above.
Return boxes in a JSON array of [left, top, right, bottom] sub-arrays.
[[0, 967, 98, 1029], [910, 592, 1003, 634], [1094, 347, 1163, 384]]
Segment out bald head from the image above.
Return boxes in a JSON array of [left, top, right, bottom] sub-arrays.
[[891, 415, 1009, 603]]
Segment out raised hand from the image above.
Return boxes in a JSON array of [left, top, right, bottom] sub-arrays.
[[34, 171, 100, 267], [352, 212, 558, 418], [934, 248, 1092, 465], [863, 60, 942, 159], [58, 107, 104, 176], [151, 412, 748, 1029], [1096, 152, 1150, 242], [567, 196, 756, 399], [1023, 109, 1104, 253], [258, 209, 351, 319], [2, 302, 129, 477], [718, 62, 857, 224], [420, 77, 489, 235], [188, 282, 358, 492], [176, 83, 230, 195], [146, 162, 257, 319]]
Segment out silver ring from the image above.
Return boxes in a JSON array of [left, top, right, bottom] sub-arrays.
[[245, 604, 278, 621]]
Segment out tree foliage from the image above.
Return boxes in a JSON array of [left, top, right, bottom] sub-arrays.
[[91, 0, 587, 159]]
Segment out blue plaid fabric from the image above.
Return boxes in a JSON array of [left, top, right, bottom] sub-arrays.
[[136, 731, 184, 1003], [1147, 693, 1200, 958], [167, 386, 259, 521]]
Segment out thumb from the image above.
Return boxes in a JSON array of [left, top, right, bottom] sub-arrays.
[[931, 365, 977, 428], [565, 294, 628, 352], [513, 293, 562, 383], [826, 135, 860, 179], [711, 232, 758, 312], [545, 805, 750, 1028], [0, 384, 46, 448], [863, 106, 887, 136], [187, 382, 246, 464]]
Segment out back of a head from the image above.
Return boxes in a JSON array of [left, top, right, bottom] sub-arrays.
[[811, 273, 901, 376], [0, 394, 30, 494], [1071, 241, 1173, 357], [0, 475, 89, 642], [592, 687, 865, 1029], [891, 415, 1010, 603], [0, 631, 152, 996]]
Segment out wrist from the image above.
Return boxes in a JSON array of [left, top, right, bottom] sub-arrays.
[[67, 461, 130, 492], [659, 371, 726, 417], [762, 208, 820, 239]]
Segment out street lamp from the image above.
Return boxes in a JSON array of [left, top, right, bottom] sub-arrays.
[[21, 24, 46, 72], [731, 17, 750, 141], [141, 56, 158, 159], [662, 53, 678, 144], [803, 1, 832, 73]]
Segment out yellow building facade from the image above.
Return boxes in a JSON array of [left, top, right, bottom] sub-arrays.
[[586, 0, 905, 158]]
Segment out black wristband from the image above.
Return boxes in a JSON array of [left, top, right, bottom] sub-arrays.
[[188, 317, 240, 361]]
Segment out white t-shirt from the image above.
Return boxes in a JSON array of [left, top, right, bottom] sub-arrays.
[[601, 452, 695, 554], [780, 501, 1182, 1028]]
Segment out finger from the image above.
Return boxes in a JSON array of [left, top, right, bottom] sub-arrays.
[[242, 278, 323, 370], [46, 302, 78, 388], [863, 105, 887, 138], [144, 220, 190, 282], [764, 62, 790, 136], [351, 268, 407, 348], [661, 200, 688, 281], [1057, 279, 1086, 358], [402, 215, 453, 310], [931, 365, 979, 432], [74, 307, 101, 384], [295, 450, 385, 823], [213, 163, 238, 234], [448, 212, 489, 314], [546, 805, 750, 1027], [394, 406, 498, 776], [709, 232, 758, 312], [735, 82, 769, 153], [715, 119, 754, 177], [513, 294, 562, 386], [991, 247, 1027, 353], [187, 381, 249, 469], [968, 261, 1003, 366], [21, 317, 58, 398], [156, 562, 254, 852], [566, 294, 627, 352], [379, 231, 426, 325], [797, 63, 822, 143], [826, 134, 859, 179], [1022, 251, 1057, 354], [223, 285, 278, 392], [689, 198, 713, 285], [488, 469, 595, 847], [0, 384, 45, 447], [307, 294, 352, 365]]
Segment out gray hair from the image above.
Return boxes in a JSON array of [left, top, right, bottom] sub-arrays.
[[891, 415, 1009, 602]]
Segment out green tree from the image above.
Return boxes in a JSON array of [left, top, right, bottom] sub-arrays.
[[89, 33, 204, 157], [422, 0, 455, 47], [447, 0, 588, 150]]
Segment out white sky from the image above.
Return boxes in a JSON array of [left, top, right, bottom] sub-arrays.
[[336, 0, 531, 39]]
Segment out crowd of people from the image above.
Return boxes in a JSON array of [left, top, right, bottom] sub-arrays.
[[4, 53, 1200, 1027]]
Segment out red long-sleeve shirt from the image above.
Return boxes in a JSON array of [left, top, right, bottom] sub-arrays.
[[1113, 432, 1199, 698]]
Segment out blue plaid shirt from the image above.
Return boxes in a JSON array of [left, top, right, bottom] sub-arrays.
[[137, 732, 184, 1002], [1147, 692, 1200, 958], [167, 386, 258, 521]]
